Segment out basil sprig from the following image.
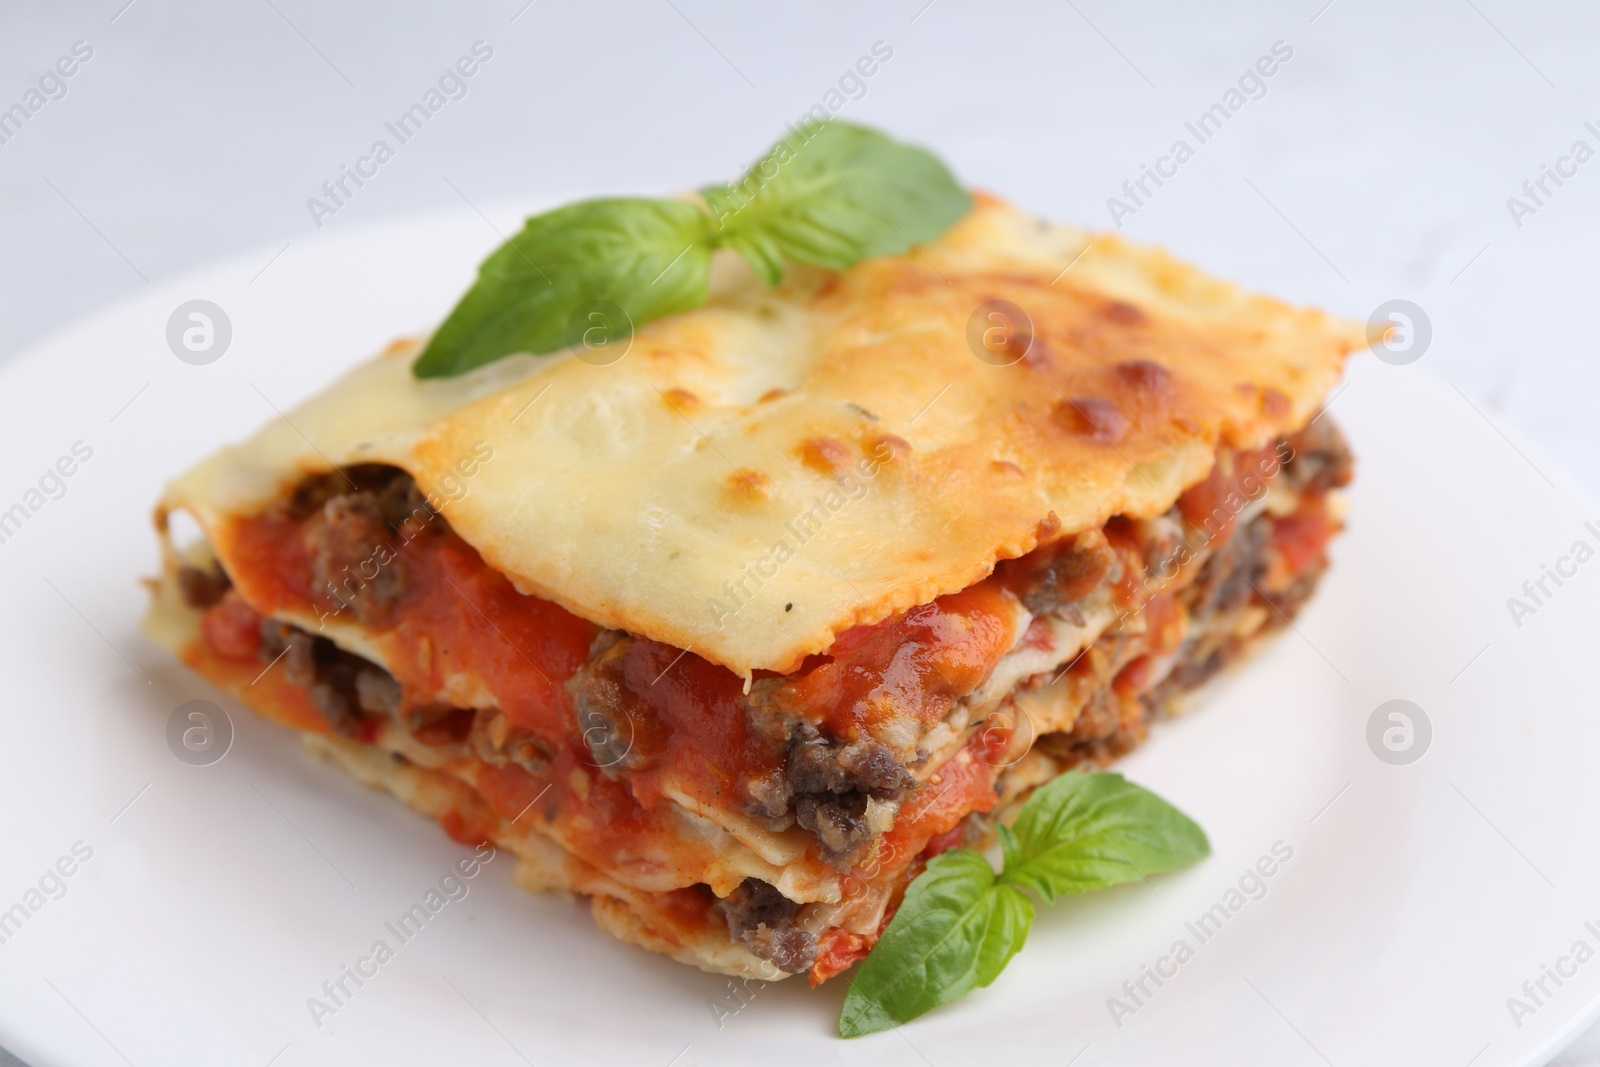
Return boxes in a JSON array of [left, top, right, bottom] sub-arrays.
[[701, 121, 973, 286], [413, 199, 711, 379], [413, 121, 970, 379], [838, 771, 1209, 1038]]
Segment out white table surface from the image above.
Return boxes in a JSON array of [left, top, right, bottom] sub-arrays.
[[1, 1, 1596, 1064]]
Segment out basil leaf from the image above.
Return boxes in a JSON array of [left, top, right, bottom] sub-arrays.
[[703, 120, 970, 286], [838, 772, 1207, 1037], [413, 198, 712, 378], [998, 772, 1209, 903], [838, 850, 1032, 1038], [414, 123, 973, 378]]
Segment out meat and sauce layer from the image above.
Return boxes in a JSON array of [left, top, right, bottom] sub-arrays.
[[171, 418, 1350, 979]]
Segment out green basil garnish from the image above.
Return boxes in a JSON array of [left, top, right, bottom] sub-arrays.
[[413, 121, 969, 379], [839, 771, 1208, 1037]]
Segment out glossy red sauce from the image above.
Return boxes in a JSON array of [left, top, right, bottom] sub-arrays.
[[920, 823, 967, 857], [204, 509, 1019, 893], [1018, 615, 1057, 652], [181, 617, 337, 737], [222, 515, 597, 739], [199, 596, 263, 660], [189, 437, 1327, 980], [810, 930, 872, 985], [1270, 505, 1333, 577], [764, 582, 1018, 739], [1177, 443, 1281, 540], [468, 754, 690, 881], [575, 638, 773, 809], [200, 503, 1025, 984]]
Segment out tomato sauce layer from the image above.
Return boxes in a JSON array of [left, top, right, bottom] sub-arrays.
[[204, 505, 1020, 882]]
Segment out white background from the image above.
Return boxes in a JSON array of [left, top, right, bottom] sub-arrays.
[[0, 1, 1596, 1063]]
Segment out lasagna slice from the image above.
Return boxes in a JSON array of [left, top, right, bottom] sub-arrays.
[[144, 194, 1362, 983]]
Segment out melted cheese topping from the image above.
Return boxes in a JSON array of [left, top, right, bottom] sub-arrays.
[[160, 194, 1363, 677]]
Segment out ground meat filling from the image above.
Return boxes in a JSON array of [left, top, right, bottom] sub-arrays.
[[1034, 419, 1354, 767], [567, 632, 652, 773], [1185, 509, 1270, 623], [286, 463, 442, 531], [734, 678, 918, 866], [284, 464, 448, 626], [306, 494, 405, 625], [229, 421, 1351, 851], [776, 729, 910, 867], [1008, 528, 1119, 620], [177, 561, 232, 609], [718, 877, 818, 974], [257, 619, 401, 739], [562, 633, 917, 867], [206, 424, 1351, 958], [469, 708, 557, 777], [1281, 416, 1354, 492]]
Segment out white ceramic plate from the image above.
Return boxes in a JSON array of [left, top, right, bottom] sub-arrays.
[[1, 206, 1597, 1067]]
